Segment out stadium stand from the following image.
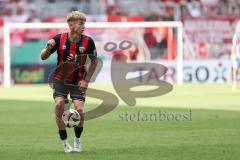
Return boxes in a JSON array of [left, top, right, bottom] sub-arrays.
[[1, 0, 240, 84]]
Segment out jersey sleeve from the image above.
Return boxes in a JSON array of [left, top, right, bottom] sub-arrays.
[[49, 34, 61, 54], [88, 37, 97, 59]]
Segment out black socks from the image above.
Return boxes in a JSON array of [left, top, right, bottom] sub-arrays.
[[74, 127, 83, 138], [59, 127, 83, 140], [59, 130, 67, 140]]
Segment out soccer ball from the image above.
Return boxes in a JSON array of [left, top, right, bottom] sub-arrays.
[[62, 109, 81, 128]]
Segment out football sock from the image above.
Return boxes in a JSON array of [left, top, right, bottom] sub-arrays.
[[59, 130, 67, 140], [74, 127, 83, 138]]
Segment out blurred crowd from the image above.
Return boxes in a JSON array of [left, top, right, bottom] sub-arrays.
[[0, 0, 239, 23], [181, 0, 240, 19], [0, 0, 41, 22], [0, 0, 239, 62]]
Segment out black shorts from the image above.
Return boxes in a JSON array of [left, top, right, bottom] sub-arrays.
[[53, 80, 86, 102]]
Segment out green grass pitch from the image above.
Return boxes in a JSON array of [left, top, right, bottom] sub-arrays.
[[0, 84, 240, 160]]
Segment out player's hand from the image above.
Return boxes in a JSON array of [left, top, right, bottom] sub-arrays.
[[78, 79, 88, 93], [41, 39, 56, 60], [46, 39, 56, 51]]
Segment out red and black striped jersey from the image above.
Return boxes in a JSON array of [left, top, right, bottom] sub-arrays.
[[50, 33, 97, 84]]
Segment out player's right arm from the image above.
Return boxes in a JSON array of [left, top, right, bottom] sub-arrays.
[[40, 39, 56, 60]]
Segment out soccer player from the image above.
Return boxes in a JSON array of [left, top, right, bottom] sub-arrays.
[[40, 11, 98, 153], [231, 23, 240, 90]]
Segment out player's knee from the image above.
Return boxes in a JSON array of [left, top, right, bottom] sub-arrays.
[[76, 107, 83, 114], [55, 100, 65, 110]]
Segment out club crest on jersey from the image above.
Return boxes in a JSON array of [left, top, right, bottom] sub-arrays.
[[62, 45, 66, 50], [79, 47, 85, 53]]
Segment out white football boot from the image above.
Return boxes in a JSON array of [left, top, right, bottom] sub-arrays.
[[73, 137, 82, 152], [63, 139, 72, 153]]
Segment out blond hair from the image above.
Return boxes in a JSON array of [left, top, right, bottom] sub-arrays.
[[67, 11, 86, 22]]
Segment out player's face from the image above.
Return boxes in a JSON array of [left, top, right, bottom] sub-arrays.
[[69, 20, 85, 34]]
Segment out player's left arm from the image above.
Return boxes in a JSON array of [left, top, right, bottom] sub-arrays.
[[78, 38, 98, 91], [84, 56, 98, 82]]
